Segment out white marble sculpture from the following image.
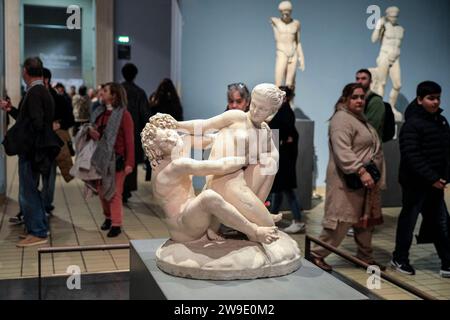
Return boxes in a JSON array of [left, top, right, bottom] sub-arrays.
[[370, 6, 404, 122], [271, 1, 305, 88], [141, 84, 302, 280]]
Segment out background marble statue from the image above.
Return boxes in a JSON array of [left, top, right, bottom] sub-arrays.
[[271, 1, 305, 88], [370, 6, 404, 122]]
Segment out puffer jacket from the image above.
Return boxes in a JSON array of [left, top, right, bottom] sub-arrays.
[[399, 100, 450, 188]]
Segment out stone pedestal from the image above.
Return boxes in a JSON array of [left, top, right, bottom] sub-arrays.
[[155, 232, 301, 281], [280, 120, 315, 211], [296, 120, 315, 210], [130, 239, 369, 300], [381, 123, 403, 207]]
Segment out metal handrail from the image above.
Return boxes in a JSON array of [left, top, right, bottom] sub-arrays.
[[305, 235, 437, 300], [38, 244, 130, 300]]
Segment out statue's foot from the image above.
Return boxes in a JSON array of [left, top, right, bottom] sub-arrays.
[[207, 229, 225, 241], [272, 213, 283, 223], [250, 227, 279, 244]]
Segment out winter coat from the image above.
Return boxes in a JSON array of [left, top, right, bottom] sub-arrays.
[[269, 102, 299, 192], [323, 105, 385, 230], [70, 125, 101, 181], [399, 100, 450, 188]]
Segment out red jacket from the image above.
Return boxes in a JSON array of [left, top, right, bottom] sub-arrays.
[[96, 109, 135, 169]]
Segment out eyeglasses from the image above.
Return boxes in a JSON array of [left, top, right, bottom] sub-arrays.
[[228, 83, 247, 90]]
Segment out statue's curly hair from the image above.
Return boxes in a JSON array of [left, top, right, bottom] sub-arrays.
[[141, 113, 178, 168]]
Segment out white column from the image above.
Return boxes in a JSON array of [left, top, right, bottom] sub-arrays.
[[171, 0, 182, 95], [4, 0, 20, 106]]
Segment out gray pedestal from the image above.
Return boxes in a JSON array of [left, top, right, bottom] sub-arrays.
[[280, 120, 315, 211], [381, 123, 403, 207], [296, 120, 315, 210], [130, 239, 368, 300]]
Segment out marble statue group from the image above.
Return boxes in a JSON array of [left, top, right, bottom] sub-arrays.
[[142, 84, 302, 280]]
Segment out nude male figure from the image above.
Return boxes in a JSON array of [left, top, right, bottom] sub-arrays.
[[370, 6, 404, 121], [271, 1, 305, 88], [178, 84, 285, 229]]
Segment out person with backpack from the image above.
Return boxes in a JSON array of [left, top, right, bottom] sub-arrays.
[[356, 69, 396, 143]]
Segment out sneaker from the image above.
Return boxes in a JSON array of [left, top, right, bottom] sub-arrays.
[[347, 228, 354, 237], [107, 227, 122, 238], [283, 222, 306, 234], [16, 235, 48, 248], [9, 213, 24, 225], [390, 259, 416, 275], [440, 266, 450, 278], [312, 193, 322, 200], [101, 219, 112, 231]]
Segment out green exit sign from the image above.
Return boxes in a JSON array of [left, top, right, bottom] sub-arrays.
[[118, 36, 130, 44]]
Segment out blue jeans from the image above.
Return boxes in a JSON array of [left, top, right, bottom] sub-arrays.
[[270, 190, 302, 221], [41, 161, 56, 213], [18, 156, 48, 238]]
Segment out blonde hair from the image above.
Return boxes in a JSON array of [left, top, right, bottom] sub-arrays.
[[141, 113, 178, 168]]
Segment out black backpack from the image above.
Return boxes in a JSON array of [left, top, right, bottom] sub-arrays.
[[367, 93, 396, 143]]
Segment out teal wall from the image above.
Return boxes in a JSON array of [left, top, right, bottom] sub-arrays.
[[180, 0, 450, 185]]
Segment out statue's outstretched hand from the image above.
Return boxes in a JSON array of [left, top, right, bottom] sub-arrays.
[[298, 60, 305, 72], [376, 17, 386, 30]]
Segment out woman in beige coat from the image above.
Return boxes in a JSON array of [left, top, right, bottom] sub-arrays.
[[311, 83, 385, 272]]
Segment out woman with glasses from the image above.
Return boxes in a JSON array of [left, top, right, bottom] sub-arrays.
[[310, 83, 385, 272], [226, 83, 251, 112]]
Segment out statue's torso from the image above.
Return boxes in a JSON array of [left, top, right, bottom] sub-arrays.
[[272, 18, 300, 57], [379, 22, 404, 62], [152, 164, 195, 218]]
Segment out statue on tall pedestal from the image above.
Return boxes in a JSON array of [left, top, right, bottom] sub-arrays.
[[271, 1, 305, 89], [370, 6, 404, 122]]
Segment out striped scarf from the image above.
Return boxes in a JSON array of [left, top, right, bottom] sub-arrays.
[[90, 105, 125, 201]]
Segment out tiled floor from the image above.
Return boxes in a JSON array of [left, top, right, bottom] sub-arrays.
[[0, 156, 449, 300]]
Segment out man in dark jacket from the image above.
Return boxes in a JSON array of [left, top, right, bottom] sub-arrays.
[[41, 68, 75, 214], [0, 57, 55, 247], [392, 81, 450, 278], [121, 63, 150, 203]]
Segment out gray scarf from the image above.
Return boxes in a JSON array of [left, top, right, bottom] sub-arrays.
[[91, 105, 125, 201]]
